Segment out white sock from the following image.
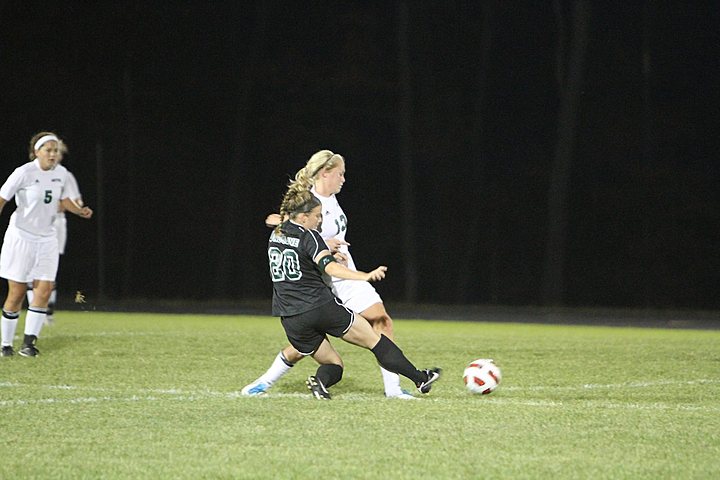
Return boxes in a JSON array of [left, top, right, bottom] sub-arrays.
[[258, 351, 294, 386], [380, 366, 403, 396], [49, 289, 57, 306], [24, 308, 47, 338], [26, 288, 34, 305], [1, 314, 19, 346]]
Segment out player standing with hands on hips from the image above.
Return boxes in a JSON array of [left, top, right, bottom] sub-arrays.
[[265, 188, 440, 399], [0, 132, 93, 357]]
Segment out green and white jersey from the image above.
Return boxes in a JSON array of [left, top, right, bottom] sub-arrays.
[[269, 221, 335, 317], [311, 187, 355, 272], [55, 169, 82, 221], [0, 159, 72, 238], [309, 189, 383, 315]]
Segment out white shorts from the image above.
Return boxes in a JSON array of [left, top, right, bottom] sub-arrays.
[[55, 214, 67, 255], [331, 279, 382, 314], [0, 226, 59, 283]]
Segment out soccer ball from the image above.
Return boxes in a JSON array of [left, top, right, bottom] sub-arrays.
[[463, 358, 501, 394]]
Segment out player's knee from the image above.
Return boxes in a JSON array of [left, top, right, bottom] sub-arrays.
[[282, 346, 304, 364], [7, 286, 27, 309], [372, 314, 394, 337]]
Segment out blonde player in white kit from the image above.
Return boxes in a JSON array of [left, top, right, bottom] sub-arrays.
[[0, 132, 93, 357], [242, 150, 415, 399]]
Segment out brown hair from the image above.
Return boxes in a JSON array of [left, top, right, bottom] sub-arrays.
[[274, 189, 321, 236], [28, 131, 59, 160]]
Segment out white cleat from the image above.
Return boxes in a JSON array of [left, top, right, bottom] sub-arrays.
[[241, 381, 270, 396], [386, 390, 418, 400]]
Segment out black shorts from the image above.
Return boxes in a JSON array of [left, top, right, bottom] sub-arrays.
[[280, 298, 355, 355]]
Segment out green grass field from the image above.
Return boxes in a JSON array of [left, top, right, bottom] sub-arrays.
[[1, 311, 718, 479]]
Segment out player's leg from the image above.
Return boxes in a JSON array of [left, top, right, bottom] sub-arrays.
[[337, 278, 408, 398], [51, 216, 67, 325], [361, 302, 393, 338], [243, 309, 323, 396], [241, 344, 304, 396], [333, 282, 395, 386], [28, 279, 56, 326], [360, 302, 413, 398], [1, 280, 27, 356], [307, 338, 344, 399], [26, 281, 34, 306], [19, 239, 59, 357], [45, 281, 57, 325], [1, 230, 35, 357], [20, 280, 53, 357], [341, 312, 441, 394]]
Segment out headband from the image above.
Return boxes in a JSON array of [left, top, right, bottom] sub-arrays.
[[310, 154, 335, 179], [34, 135, 59, 151]]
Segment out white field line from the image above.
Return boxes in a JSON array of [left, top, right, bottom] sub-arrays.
[[1, 379, 719, 412], [10, 332, 153, 340]]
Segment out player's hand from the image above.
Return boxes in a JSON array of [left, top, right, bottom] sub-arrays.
[[333, 252, 348, 266], [326, 237, 350, 253], [77, 206, 93, 219], [265, 213, 282, 228], [366, 266, 387, 282]]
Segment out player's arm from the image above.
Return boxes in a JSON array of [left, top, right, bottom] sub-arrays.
[[265, 213, 283, 227], [0, 169, 23, 215], [266, 213, 349, 252], [314, 251, 386, 282], [325, 237, 350, 252], [58, 196, 83, 213], [333, 251, 348, 266], [62, 172, 84, 212], [61, 197, 93, 219]]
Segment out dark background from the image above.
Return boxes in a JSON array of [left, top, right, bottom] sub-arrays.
[[1, 2, 717, 310]]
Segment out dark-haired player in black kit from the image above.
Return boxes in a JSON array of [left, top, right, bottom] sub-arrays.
[[266, 189, 441, 399]]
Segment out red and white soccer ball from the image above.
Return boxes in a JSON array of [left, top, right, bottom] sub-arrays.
[[463, 358, 501, 395]]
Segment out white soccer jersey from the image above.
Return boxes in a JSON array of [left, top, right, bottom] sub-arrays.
[[311, 187, 382, 313], [0, 159, 72, 237], [311, 187, 356, 271], [63, 170, 82, 202]]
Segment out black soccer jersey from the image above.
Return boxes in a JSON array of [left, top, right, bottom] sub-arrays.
[[269, 221, 335, 316]]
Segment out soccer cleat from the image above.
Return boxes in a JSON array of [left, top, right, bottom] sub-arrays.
[[416, 367, 442, 394], [386, 389, 418, 400], [19, 344, 40, 358], [241, 381, 270, 396], [306, 375, 331, 400], [1, 346, 14, 357]]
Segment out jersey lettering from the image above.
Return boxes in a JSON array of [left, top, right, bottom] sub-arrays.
[[334, 214, 347, 236], [268, 246, 302, 282]]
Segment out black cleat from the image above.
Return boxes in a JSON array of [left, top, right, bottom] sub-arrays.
[[416, 367, 442, 394], [1, 345, 14, 357], [19, 344, 39, 357], [306, 375, 331, 400]]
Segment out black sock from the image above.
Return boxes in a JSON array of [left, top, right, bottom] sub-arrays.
[[371, 335, 425, 384], [316, 364, 343, 388]]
